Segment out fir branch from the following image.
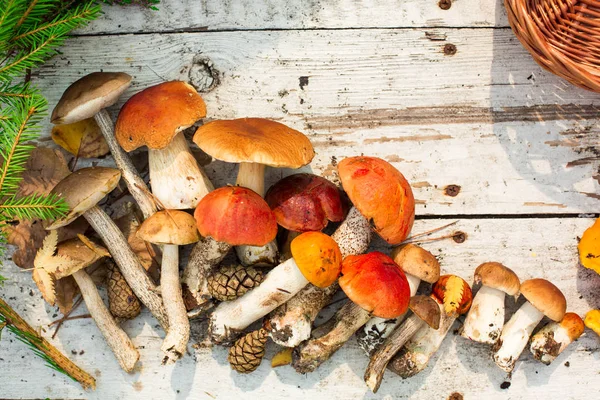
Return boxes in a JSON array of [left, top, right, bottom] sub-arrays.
[[0, 193, 68, 220], [15, 0, 63, 30], [0, 0, 26, 52]]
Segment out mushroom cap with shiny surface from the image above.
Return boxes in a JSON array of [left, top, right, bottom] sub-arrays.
[[409, 295, 441, 330], [391, 244, 440, 284], [137, 210, 200, 246], [290, 231, 342, 288], [115, 81, 206, 151], [47, 167, 121, 229], [338, 156, 414, 245], [194, 186, 277, 246], [559, 312, 585, 341], [265, 173, 346, 232], [520, 279, 567, 322], [339, 251, 411, 319], [474, 262, 520, 296], [193, 118, 314, 168], [51, 72, 132, 125]]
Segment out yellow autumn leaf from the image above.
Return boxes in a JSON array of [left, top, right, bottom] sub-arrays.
[[271, 347, 293, 367], [442, 275, 465, 315], [51, 118, 109, 158], [584, 310, 600, 336], [578, 218, 600, 275]]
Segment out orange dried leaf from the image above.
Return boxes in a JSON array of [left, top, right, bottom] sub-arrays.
[[578, 218, 600, 275], [271, 347, 293, 367], [51, 118, 109, 158]]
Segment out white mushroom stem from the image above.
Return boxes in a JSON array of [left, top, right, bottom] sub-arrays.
[[364, 312, 426, 393], [182, 237, 231, 311], [148, 132, 213, 209], [265, 206, 372, 347], [389, 302, 455, 378], [292, 301, 371, 373], [72, 269, 139, 372], [160, 245, 190, 364], [357, 273, 421, 355], [235, 162, 266, 197], [460, 285, 506, 344], [83, 205, 169, 330], [209, 258, 308, 344], [493, 301, 544, 373], [530, 321, 575, 365], [94, 110, 157, 220]]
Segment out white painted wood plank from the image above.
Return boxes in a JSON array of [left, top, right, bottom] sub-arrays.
[[1, 218, 598, 399], [35, 29, 600, 215], [78, 0, 507, 34]]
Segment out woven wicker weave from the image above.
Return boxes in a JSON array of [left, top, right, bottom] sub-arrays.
[[505, 0, 600, 92]]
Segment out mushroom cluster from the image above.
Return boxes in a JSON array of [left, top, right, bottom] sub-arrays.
[[33, 73, 595, 386]]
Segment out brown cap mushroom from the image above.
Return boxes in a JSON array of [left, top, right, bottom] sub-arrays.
[[391, 244, 440, 286], [51, 72, 132, 125], [137, 210, 200, 246], [521, 278, 566, 322], [474, 262, 520, 297]]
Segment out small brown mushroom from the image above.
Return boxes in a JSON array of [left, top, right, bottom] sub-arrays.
[[530, 312, 584, 365]]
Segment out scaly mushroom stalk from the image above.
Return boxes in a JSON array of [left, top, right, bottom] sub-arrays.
[[72, 269, 140, 372], [209, 232, 342, 344], [265, 206, 371, 347], [530, 313, 584, 365]]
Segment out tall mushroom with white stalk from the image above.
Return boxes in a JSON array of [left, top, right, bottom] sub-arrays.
[[137, 210, 200, 363], [115, 81, 214, 210], [292, 251, 411, 373], [47, 167, 168, 329], [389, 275, 473, 378], [264, 156, 415, 347], [364, 295, 441, 393], [357, 244, 440, 355], [193, 118, 315, 266], [530, 312, 584, 365], [34, 231, 139, 372], [51, 72, 157, 219], [493, 278, 566, 373], [459, 262, 520, 344], [209, 231, 343, 344]]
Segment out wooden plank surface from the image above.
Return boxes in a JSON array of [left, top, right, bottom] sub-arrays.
[[77, 0, 507, 34], [35, 28, 600, 215], [1, 218, 598, 400]]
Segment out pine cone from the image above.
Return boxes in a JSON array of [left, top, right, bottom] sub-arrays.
[[106, 261, 141, 320], [228, 329, 268, 373], [208, 264, 264, 301]]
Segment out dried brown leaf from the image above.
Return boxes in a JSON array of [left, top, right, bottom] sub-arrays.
[[33, 267, 56, 306], [114, 212, 159, 273], [54, 275, 80, 315], [17, 147, 70, 197], [51, 118, 109, 158]]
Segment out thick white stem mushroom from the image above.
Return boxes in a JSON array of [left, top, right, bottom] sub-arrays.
[[529, 312, 584, 365], [236, 163, 266, 197], [461, 285, 506, 344], [72, 269, 140, 372]]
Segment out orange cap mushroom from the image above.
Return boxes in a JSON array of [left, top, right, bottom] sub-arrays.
[[194, 186, 277, 246], [290, 231, 342, 288], [338, 157, 414, 245], [339, 252, 410, 319]]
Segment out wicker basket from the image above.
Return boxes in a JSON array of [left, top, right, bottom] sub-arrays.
[[505, 0, 600, 92]]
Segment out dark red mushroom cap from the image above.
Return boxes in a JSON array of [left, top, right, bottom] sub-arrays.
[[194, 186, 277, 246], [339, 251, 410, 319], [265, 173, 346, 232]]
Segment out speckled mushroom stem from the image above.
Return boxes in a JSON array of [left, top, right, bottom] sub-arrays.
[[148, 132, 213, 210], [72, 269, 140, 372], [83, 205, 169, 330], [388, 302, 455, 378], [181, 236, 231, 312], [492, 301, 544, 373], [265, 207, 372, 347], [160, 245, 190, 363], [460, 286, 506, 344], [292, 301, 371, 373], [529, 314, 583, 365], [358, 273, 421, 355], [94, 110, 157, 220], [364, 312, 425, 393]]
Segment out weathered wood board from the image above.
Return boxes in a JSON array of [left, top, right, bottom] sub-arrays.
[[1, 218, 599, 399]]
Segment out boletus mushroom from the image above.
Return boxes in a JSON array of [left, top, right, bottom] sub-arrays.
[[115, 81, 213, 210], [34, 231, 139, 372], [51, 72, 156, 219], [47, 167, 168, 329], [209, 231, 342, 344], [529, 312, 584, 365], [357, 244, 440, 355], [460, 262, 520, 344], [389, 275, 472, 378], [292, 251, 411, 373], [264, 156, 415, 348], [137, 210, 200, 363], [364, 295, 441, 393], [493, 278, 566, 373], [193, 118, 315, 266]]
